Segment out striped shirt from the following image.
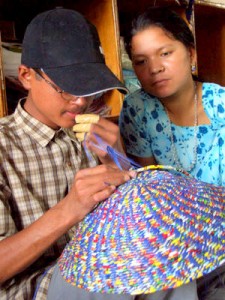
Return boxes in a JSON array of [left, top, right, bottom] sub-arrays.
[[0, 99, 98, 299]]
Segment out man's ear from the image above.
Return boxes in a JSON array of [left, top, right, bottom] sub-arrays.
[[18, 65, 32, 90]]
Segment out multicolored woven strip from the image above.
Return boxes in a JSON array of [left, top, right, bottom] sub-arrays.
[[59, 170, 225, 295]]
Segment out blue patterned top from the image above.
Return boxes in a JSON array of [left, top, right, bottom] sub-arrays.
[[119, 83, 225, 186]]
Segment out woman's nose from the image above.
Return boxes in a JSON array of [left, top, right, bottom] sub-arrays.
[[148, 58, 165, 75], [150, 64, 165, 75]]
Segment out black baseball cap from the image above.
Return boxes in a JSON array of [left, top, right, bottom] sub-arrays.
[[21, 7, 128, 96]]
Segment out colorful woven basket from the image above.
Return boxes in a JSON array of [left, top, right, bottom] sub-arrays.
[[59, 170, 225, 295]]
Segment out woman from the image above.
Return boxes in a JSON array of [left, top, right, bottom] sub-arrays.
[[119, 6, 225, 300], [119, 6, 225, 186]]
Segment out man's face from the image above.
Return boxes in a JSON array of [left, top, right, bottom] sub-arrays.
[[19, 67, 93, 129]]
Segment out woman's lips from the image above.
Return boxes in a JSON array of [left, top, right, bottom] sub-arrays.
[[152, 79, 168, 87]]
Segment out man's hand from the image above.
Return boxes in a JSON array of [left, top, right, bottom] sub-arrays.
[[84, 117, 127, 167], [64, 164, 136, 223]]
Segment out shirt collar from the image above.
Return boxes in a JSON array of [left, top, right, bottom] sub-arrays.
[[14, 99, 65, 147]]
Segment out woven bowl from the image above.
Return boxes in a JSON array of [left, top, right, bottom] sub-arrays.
[[59, 170, 225, 295]]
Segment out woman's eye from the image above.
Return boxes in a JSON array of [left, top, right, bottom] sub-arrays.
[[161, 51, 171, 57], [133, 59, 146, 66]]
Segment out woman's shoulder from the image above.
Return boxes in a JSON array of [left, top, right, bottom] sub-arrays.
[[202, 82, 225, 121], [125, 88, 157, 100], [202, 82, 225, 98], [123, 89, 159, 109], [120, 89, 162, 126]]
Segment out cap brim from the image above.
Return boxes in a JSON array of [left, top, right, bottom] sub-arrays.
[[43, 63, 128, 96]]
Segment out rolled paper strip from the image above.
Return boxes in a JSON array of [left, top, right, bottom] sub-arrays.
[[134, 164, 191, 177], [75, 132, 86, 142], [75, 114, 99, 124], [59, 170, 225, 295], [72, 123, 92, 133]]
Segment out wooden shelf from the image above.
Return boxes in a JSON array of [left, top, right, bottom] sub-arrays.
[[195, 0, 225, 9], [0, 0, 124, 118], [0, 0, 225, 118], [195, 3, 225, 85]]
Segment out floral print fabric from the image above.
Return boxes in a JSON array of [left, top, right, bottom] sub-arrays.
[[119, 83, 225, 186]]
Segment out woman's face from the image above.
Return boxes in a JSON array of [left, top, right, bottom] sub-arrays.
[[131, 26, 195, 99]]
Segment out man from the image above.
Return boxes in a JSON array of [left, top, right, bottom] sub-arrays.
[[0, 8, 134, 299]]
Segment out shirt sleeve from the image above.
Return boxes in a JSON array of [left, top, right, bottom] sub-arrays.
[[119, 90, 153, 157], [203, 83, 225, 125], [0, 177, 18, 240]]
